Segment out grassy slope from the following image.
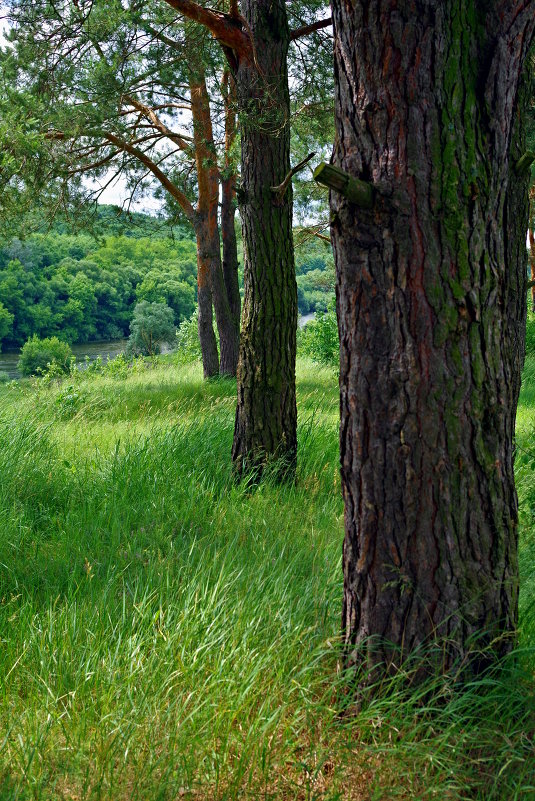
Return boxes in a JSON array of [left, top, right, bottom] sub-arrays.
[[0, 358, 534, 801]]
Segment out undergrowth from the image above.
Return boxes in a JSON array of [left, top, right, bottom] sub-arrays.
[[0, 357, 533, 800]]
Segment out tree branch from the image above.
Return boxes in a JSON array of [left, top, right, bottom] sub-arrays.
[[271, 152, 316, 203], [160, 0, 252, 58], [122, 94, 194, 155], [103, 131, 196, 222], [290, 17, 332, 41]]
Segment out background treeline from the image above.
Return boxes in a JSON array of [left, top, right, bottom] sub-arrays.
[[0, 207, 197, 350], [0, 207, 335, 352], [295, 246, 335, 316]]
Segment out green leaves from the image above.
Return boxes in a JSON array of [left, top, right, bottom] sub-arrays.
[[127, 300, 176, 356]]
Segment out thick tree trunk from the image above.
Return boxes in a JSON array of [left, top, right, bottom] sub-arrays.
[[232, 0, 297, 477], [221, 68, 241, 333], [330, 0, 535, 677], [188, 34, 239, 376]]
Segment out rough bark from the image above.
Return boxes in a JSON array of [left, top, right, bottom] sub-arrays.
[[231, 0, 298, 477], [221, 68, 242, 334], [330, 0, 535, 677], [159, 0, 298, 474], [529, 188, 535, 312], [195, 228, 220, 379], [188, 32, 239, 376]]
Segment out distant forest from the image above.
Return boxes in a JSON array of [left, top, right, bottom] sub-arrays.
[[0, 206, 334, 352]]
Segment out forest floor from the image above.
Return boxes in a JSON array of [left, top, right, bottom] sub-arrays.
[[0, 356, 534, 800]]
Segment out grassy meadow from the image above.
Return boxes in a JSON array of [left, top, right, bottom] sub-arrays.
[[1, 356, 535, 800]]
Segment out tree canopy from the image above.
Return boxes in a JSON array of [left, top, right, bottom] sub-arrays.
[[0, 211, 197, 349]]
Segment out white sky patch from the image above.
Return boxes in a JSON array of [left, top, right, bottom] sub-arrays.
[[84, 173, 165, 214]]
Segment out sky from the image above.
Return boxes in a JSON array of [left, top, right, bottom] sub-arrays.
[[0, 5, 163, 214]]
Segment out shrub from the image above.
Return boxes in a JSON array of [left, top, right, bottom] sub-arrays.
[[298, 304, 339, 367], [176, 309, 202, 364], [18, 335, 73, 377], [127, 301, 176, 357], [0, 371, 10, 383]]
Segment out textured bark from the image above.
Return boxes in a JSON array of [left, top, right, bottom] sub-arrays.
[[188, 34, 239, 376], [330, 0, 535, 676], [196, 251, 219, 379], [529, 188, 535, 312], [221, 68, 241, 333], [231, 0, 297, 477]]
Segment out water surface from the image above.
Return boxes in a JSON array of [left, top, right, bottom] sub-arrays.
[[0, 339, 129, 380]]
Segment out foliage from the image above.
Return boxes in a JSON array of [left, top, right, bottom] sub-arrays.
[[136, 267, 195, 322], [0, 229, 196, 347], [525, 312, 535, 356], [0, 0, 226, 226], [295, 239, 335, 314], [0, 371, 10, 384], [0, 359, 534, 799], [175, 308, 202, 364], [298, 303, 339, 367], [127, 301, 176, 357], [17, 334, 72, 376], [0, 301, 14, 350]]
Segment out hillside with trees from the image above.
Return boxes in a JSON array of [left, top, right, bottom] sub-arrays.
[[0, 208, 197, 349]]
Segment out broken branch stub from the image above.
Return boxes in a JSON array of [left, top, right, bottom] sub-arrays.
[[313, 162, 374, 209]]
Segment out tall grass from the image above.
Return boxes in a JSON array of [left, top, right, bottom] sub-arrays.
[[0, 357, 534, 800]]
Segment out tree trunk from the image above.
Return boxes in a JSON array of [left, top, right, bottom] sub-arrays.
[[196, 247, 219, 379], [221, 68, 241, 334], [330, 0, 535, 677], [188, 31, 239, 376], [529, 189, 535, 313], [232, 0, 297, 477]]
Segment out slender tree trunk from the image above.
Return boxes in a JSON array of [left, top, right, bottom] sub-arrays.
[[330, 0, 534, 677], [530, 228, 535, 314], [529, 188, 535, 313], [188, 31, 239, 376], [221, 68, 241, 333], [232, 0, 297, 477], [196, 244, 219, 378]]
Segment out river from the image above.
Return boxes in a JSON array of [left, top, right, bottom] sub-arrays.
[[1, 318, 316, 380], [298, 312, 316, 329], [0, 339, 129, 380]]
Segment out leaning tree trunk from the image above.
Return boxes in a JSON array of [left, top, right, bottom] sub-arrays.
[[232, 0, 297, 477], [330, 0, 535, 677]]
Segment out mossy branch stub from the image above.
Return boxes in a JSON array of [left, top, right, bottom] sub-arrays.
[[313, 162, 374, 209], [515, 151, 535, 175]]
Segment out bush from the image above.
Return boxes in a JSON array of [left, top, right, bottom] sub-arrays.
[[0, 370, 10, 383], [127, 301, 176, 357], [18, 335, 73, 377], [175, 309, 203, 364], [298, 304, 339, 368]]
